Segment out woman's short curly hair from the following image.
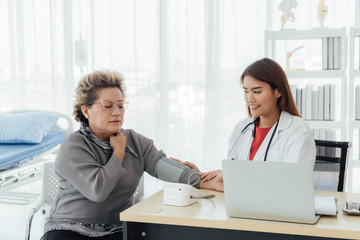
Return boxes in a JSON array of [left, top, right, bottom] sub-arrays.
[[73, 70, 126, 124]]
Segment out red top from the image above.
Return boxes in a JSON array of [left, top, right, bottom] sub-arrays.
[[249, 124, 272, 160]]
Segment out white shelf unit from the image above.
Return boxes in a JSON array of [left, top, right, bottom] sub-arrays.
[[349, 27, 360, 188], [307, 121, 345, 130], [265, 28, 348, 141], [285, 70, 343, 79]]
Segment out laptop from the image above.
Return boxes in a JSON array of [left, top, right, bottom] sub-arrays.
[[222, 160, 320, 224]]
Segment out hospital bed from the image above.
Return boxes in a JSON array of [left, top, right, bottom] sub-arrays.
[[0, 110, 73, 204]]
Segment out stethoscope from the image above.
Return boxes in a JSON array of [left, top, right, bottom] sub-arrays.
[[229, 116, 280, 162]]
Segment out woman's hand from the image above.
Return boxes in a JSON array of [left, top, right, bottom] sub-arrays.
[[170, 158, 201, 173], [200, 169, 222, 182], [110, 132, 127, 162]]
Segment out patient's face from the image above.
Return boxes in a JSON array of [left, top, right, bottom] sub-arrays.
[[86, 87, 125, 141]]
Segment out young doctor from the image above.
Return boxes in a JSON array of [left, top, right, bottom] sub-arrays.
[[185, 58, 316, 188]]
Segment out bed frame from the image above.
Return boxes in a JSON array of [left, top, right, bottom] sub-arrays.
[[0, 110, 74, 204]]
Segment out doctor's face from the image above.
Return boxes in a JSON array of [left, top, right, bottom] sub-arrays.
[[81, 87, 126, 141], [242, 75, 281, 119]]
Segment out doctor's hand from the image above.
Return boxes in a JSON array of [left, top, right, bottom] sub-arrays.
[[170, 158, 201, 173], [110, 132, 127, 162], [200, 169, 222, 182], [212, 173, 224, 192], [200, 172, 224, 192]]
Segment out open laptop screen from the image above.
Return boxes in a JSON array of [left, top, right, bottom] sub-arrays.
[[222, 160, 319, 224]]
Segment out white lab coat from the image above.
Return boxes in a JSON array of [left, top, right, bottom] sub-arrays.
[[228, 111, 316, 166]]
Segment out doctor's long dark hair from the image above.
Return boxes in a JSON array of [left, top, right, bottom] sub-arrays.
[[240, 58, 301, 117]]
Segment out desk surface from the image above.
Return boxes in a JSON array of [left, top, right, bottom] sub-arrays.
[[120, 189, 360, 239]]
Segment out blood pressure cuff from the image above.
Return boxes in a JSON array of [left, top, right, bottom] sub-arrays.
[[154, 157, 201, 188]]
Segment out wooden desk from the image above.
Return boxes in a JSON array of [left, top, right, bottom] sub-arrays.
[[120, 190, 360, 240]]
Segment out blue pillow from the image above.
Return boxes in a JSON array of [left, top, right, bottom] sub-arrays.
[[0, 112, 59, 144]]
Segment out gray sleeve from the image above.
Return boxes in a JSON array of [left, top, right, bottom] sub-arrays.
[[126, 130, 166, 175], [126, 129, 200, 188], [55, 134, 125, 202], [154, 157, 201, 188]]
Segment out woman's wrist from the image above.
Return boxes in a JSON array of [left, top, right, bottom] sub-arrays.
[[113, 149, 125, 162]]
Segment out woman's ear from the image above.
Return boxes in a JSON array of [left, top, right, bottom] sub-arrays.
[[81, 105, 89, 119], [274, 89, 282, 99]]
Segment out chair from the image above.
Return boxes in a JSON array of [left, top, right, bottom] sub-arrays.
[[25, 161, 58, 240], [314, 140, 350, 192]]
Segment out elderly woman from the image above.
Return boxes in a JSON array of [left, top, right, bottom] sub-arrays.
[[43, 70, 219, 240]]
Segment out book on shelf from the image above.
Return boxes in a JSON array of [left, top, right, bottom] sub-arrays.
[[292, 84, 336, 121], [323, 84, 331, 120], [305, 85, 313, 120], [356, 86, 360, 120], [301, 87, 306, 118], [312, 91, 319, 120], [330, 84, 335, 121], [322, 37, 342, 70], [318, 85, 324, 120], [328, 37, 334, 70]]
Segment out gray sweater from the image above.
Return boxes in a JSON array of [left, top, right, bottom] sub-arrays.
[[46, 128, 191, 226]]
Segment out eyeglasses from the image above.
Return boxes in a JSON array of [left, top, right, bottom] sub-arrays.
[[93, 100, 129, 110]]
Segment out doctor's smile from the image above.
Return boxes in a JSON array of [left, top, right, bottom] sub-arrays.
[[248, 105, 260, 110]]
